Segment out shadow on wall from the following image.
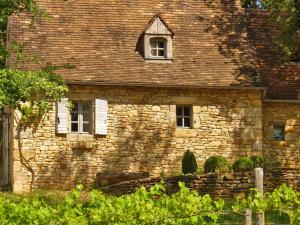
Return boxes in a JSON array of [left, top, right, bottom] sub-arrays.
[[203, 0, 260, 86], [27, 89, 263, 190], [245, 9, 300, 99], [99, 101, 174, 177], [30, 94, 175, 190]]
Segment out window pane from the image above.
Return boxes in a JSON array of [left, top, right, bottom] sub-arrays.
[[176, 107, 182, 116], [184, 118, 191, 128], [177, 118, 183, 127], [184, 107, 191, 116], [151, 49, 157, 56], [158, 41, 164, 48], [83, 113, 90, 122], [274, 126, 284, 141], [71, 123, 78, 132], [83, 123, 90, 133], [150, 40, 157, 48], [71, 113, 78, 121], [158, 50, 165, 57], [82, 103, 90, 112]]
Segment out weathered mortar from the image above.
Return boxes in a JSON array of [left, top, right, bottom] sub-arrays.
[[11, 86, 263, 192]]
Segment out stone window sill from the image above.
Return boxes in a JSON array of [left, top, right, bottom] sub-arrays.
[[66, 133, 94, 142], [173, 129, 197, 138]]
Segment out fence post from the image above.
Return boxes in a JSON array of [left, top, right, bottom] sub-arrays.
[[245, 209, 252, 225], [255, 168, 264, 225]]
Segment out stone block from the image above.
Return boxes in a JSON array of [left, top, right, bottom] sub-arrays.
[[252, 141, 262, 151], [173, 129, 197, 137], [285, 133, 298, 141]]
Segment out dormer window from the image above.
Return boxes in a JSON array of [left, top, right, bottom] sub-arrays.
[[143, 15, 174, 61], [150, 38, 166, 58]]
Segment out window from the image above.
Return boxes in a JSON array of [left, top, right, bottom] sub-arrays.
[[273, 125, 285, 141], [176, 106, 192, 128], [150, 38, 166, 58], [70, 101, 92, 133]]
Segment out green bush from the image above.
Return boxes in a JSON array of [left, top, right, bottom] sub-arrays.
[[232, 157, 253, 172], [250, 155, 266, 168], [182, 150, 198, 174], [204, 156, 229, 174]]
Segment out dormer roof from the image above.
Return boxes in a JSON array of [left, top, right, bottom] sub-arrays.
[[143, 14, 174, 36]]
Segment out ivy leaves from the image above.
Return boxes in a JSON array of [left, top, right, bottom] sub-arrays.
[[0, 69, 68, 122]]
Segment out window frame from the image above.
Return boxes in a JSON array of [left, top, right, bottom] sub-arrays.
[[70, 101, 92, 134], [176, 105, 193, 129]]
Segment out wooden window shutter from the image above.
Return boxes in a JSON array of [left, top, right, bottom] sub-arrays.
[[95, 99, 108, 135], [56, 98, 69, 134]]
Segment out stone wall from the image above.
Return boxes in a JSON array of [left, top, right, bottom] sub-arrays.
[[264, 168, 300, 192], [100, 173, 255, 198], [11, 86, 263, 192], [99, 169, 300, 197], [262, 102, 300, 169]]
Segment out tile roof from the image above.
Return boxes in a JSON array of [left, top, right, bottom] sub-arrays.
[[8, 0, 260, 88]]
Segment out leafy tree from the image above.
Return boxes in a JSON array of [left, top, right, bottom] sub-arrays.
[[0, 0, 67, 122], [241, 0, 300, 59]]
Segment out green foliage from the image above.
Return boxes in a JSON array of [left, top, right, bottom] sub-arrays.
[[0, 183, 299, 224], [182, 150, 198, 174], [204, 156, 229, 174], [250, 155, 266, 168], [0, 183, 225, 225], [233, 184, 300, 224], [0, 0, 67, 122], [0, 69, 68, 122], [241, 0, 266, 8], [241, 0, 300, 59], [232, 157, 253, 172], [266, 0, 300, 59]]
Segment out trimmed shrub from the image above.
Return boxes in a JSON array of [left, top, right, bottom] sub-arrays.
[[204, 156, 229, 174], [250, 155, 266, 168], [182, 150, 198, 174], [232, 157, 253, 172]]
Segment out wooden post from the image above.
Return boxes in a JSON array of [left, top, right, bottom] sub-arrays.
[[245, 209, 252, 225], [255, 168, 263, 196], [255, 168, 264, 225]]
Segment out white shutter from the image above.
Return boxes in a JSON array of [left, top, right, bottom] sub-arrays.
[[95, 99, 108, 135], [56, 98, 69, 134]]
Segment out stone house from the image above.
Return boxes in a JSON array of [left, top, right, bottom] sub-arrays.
[[1, 0, 300, 192]]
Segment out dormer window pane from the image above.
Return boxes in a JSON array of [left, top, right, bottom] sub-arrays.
[[150, 38, 166, 57], [158, 41, 164, 48], [151, 49, 157, 56], [158, 50, 165, 56]]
